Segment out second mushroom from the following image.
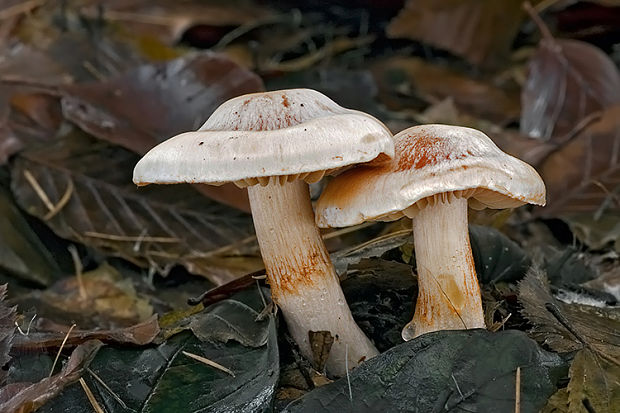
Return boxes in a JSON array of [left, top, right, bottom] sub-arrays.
[[316, 124, 546, 340]]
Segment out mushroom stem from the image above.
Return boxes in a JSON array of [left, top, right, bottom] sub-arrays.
[[403, 195, 485, 341], [247, 179, 378, 376]]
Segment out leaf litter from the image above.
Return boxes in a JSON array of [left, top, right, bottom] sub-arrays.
[[0, 0, 619, 412]]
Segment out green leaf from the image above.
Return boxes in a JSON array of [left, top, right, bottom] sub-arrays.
[[40, 287, 278, 412], [284, 329, 563, 412]]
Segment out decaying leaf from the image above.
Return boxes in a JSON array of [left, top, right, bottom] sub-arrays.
[[11, 129, 257, 285], [60, 52, 263, 157], [371, 57, 520, 125], [0, 184, 59, 286], [308, 331, 333, 373], [41, 287, 279, 413], [566, 349, 620, 413], [80, 0, 274, 45], [563, 212, 620, 253], [387, 0, 535, 66], [0, 340, 102, 413], [518, 269, 620, 357], [537, 105, 620, 216], [521, 37, 620, 141], [12, 263, 153, 329], [0, 284, 15, 386], [285, 329, 563, 412], [12, 315, 159, 351]]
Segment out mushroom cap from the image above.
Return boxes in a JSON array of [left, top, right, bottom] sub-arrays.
[[133, 88, 394, 187], [316, 124, 546, 227]]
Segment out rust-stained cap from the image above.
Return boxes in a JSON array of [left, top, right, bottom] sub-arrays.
[[133, 88, 394, 187], [316, 124, 546, 227]]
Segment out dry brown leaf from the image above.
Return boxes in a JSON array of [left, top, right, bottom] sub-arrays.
[[521, 37, 620, 141], [10, 130, 257, 285], [537, 105, 620, 216], [387, 0, 537, 66], [371, 57, 520, 125], [0, 285, 15, 386], [12, 315, 159, 350], [79, 0, 274, 45], [60, 52, 262, 211]]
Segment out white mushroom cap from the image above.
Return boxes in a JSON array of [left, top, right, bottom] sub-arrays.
[[133, 88, 394, 187], [316, 124, 546, 227]]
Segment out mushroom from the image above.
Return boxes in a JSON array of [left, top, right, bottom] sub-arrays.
[[133, 88, 394, 376], [316, 124, 545, 340]]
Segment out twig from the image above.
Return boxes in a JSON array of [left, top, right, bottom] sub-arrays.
[[345, 344, 352, 403], [87, 367, 131, 410], [49, 324, 76, 378], [182, 351, 235, 377], [522, 2, 554, 42], [68, 245, 87, 300], [452, 374, 464, 399], [79, 378, 104, 413], [44, 179, 74, 220], [515, 367, 521, 413], [83, 232, 180, 243], [15, 313, 37, 336], [24, 170, 55, 211], [214, 10, 302, 50]]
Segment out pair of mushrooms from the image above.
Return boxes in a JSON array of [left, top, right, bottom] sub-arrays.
[[133, 88, 545, 376]]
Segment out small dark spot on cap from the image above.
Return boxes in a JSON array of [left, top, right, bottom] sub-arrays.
[[198, 142, 204, 145], [300, 103, 304, 107]]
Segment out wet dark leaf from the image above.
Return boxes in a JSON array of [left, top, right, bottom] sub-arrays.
[[521, 38, 620, 141], [0, 185, 59, 286], [0, 340, 102, 413], [285, 329, 563, 413], [41, 287, 278, 413], [387, 0, 535, 67], [11, 129, 257, 285], [469, 225, 531, 284], [12, 315, 159, 351], [0, 284, 16, 386], [342, 259, 416, 351], [566, 348, 620, 413]]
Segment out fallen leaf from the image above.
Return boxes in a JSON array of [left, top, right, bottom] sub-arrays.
[[521, 37, 620, 141], [284, 329, 563, 412], [0, 340, 102, 413], [41, 288, 278, 413], [371, 57, 521, 125], [562, 212, 620, 252], [60, 52, 262, 211], [60, 52, 263, 156], [11, 129, 256, 285], [518, 269, 620, 356], [12, 263, 153, 329], [308, 331, 333, 373], [537, 105, 620, 216], [387, 0, 536, 67], [12, 315, 160, 351], [567, 348, 620, 413], [79, 0, 274, 45], [0, 284, 15, 385], [469, 225, 531, 284], [0, 183, 59, 286]]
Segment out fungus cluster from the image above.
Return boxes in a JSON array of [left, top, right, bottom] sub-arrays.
[[134, 89, 545, 376]]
